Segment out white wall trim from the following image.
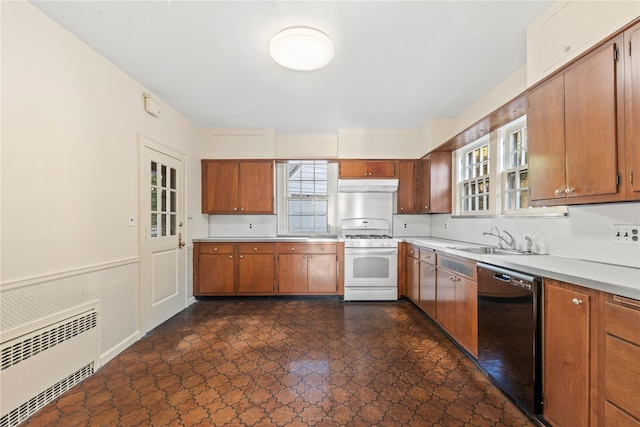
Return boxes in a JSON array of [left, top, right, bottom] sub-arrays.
[[100, 331, 140, 366], [0, 257, 139, 291]]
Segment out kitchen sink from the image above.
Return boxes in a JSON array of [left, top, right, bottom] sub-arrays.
[[450, 246, 533, 255]]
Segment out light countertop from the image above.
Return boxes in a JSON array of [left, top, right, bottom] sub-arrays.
[[402, 237, 640, 300]]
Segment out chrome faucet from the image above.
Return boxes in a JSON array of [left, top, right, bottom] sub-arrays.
[[483, 226, 516, 249]]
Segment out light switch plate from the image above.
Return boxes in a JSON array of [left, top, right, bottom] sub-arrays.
[[613, 224, 640, 245]]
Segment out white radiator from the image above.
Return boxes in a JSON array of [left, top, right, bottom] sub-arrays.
[[0, 308, 100, 427]]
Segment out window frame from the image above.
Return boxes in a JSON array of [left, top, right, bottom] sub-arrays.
[[455, 135, 495, 216]]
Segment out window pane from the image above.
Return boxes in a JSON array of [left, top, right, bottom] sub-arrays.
[[520, 171, 528, 189], [161, 214, 167, 236], [161, 190, 167, 212], [161, 165, 167, 188], [151, 214, 158, 238], [151, 188, 157, 211], [170, 214, 177, 236], [520, 190, 529, 209], [151, 162, 158, 185], [314, 216, 328, 232], [507, 172, 516, 190], [170, 191, 176, 213], [170, 168, 176, 190]]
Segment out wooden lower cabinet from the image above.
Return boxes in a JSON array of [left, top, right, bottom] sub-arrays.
[[418, 249, 436, 319], [543, 279, 599, 427], [238, 244, 275, 294], [406, 245, 420, 304], [599, 293, 640, 426], [277, 243, 338, 295], [436, 254, 477, 358], [194, 244, 236, 295]]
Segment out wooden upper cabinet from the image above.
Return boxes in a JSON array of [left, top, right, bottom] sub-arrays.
[[419, 152, 452, 213], [201, 160, 274, 214], [339, 160, 396, 178], [396, 161, 418, 213], [528, 35, 625, 206], [626, 22, 640, 200]]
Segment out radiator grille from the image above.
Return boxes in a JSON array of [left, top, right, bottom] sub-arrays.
[[0, 363, 94, 427], [1, 311, 98, 371], [440, 258, 475, 278]]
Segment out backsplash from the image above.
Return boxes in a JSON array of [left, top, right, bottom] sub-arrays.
[[430, 202, 640, 269], [209, 215, 277, 237]]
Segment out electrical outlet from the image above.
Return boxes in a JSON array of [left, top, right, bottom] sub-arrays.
[[613, 224, 640, 245]]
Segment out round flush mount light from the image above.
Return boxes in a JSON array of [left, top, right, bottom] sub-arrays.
[[270, 26, 334, 71]]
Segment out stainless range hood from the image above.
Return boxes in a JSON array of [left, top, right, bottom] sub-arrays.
[[337, 178, 398, 193]]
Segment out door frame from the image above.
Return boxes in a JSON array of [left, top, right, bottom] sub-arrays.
[[137, 133, 188, 335]]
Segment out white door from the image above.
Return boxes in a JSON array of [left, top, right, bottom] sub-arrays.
[[139, 135, 186, 335]]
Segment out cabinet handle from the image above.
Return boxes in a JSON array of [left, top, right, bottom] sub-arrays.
[[368, 172, 373, 176], [254, 247, 258, 251], [240, 207, 245, 211], [449, 275, 454, 281], [424, 205, 429, 210], [572, 298, 583, 306], [228, 255, 233, 259], [565, 187, 575, 194], [303, 255, 307, 259], [240, 255, 244, 259], [233, 207, 238, 211], [363, 172, 367, 176], [554, 189, 563, 196], [308, 255, 313, 259], [291, 247, 295, 251], [214, 247, 219, 251], [400, 207, 404, 211]]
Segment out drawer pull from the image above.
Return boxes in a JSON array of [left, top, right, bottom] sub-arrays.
[[572, 298, 583, 306]]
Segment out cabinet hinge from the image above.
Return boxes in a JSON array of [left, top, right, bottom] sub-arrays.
[[614, 44, 620, 62], [631, 171, 634, 185], [616, 173, 621, 187]]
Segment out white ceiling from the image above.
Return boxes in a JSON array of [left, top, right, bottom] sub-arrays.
[[31, 1, 553, 134]]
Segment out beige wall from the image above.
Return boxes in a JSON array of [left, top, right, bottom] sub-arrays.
[[1, 1, 206, 284]]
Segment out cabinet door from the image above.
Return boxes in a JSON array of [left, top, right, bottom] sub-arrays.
[[564, 36, 623, 200], [436, 269, 456, 336], [277, 254, 308, 293], [396, 161, 417, 213], [455, 276, 477, 358], [202, 161, 239, 213], [197, 254, 235, 294], [528, 75, 567, 202], [419, 262, 436, 319], [367, 161, 396, 178], [406, 254, 420, 304], [627, 23, 640, 200], [307, 254, 337, 293], [544, 280, 595, 427], [429, 152, 452, 213], [238, 161, 274, 213], [419, 156, 431, 213], [238, 253, 274, 294], [339, 161, 369, 178]]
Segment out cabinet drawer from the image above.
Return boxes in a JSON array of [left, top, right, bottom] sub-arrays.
[[604, 296, 640, 344], [238, 243, 275, 254], [197, 243, 235, 254], [277, 243, 336, 254], [419, 249, 435, 265], [604, 335, 640, 421], [407, 245, 419, 259]]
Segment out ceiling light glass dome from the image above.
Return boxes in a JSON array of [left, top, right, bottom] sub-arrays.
[[270, 27, 334, 71]]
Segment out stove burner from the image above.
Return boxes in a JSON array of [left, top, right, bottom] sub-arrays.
[[344, 234, 393, 239]]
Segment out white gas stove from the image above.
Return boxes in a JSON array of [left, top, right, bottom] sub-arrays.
[[341, 218, 399, 301]]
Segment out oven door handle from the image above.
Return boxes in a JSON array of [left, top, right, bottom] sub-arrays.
[[345, 248, 398, 255]]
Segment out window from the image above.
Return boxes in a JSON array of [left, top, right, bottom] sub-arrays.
[[285, 160, 329, 233], [500, 117, 529, 212], [454, 116, 566, 217], [459, 136, 492, 214]]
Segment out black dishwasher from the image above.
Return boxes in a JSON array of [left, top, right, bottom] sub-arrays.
[[476, 262, 542, 418]]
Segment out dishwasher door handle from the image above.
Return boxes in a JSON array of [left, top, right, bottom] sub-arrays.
[[494, 272, 511, 282]]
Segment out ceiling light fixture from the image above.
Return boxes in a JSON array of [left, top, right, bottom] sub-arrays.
[[269, 26, 334, 71]]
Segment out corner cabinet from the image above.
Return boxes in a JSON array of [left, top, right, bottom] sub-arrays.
[[419, 152, 452, 213], [339, 160, 396, 178], [201, 160, 274, 214], [528, 35, 625, 206]]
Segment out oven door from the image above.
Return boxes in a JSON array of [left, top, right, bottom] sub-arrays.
[[344, 247, 398, 287]]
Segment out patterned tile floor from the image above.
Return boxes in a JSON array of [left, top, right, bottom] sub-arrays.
[[24, 300, 536, 426]]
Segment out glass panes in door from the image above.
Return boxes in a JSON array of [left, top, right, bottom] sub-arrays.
[[503, 127, 529, 210], [150, 161, 178, 238]]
